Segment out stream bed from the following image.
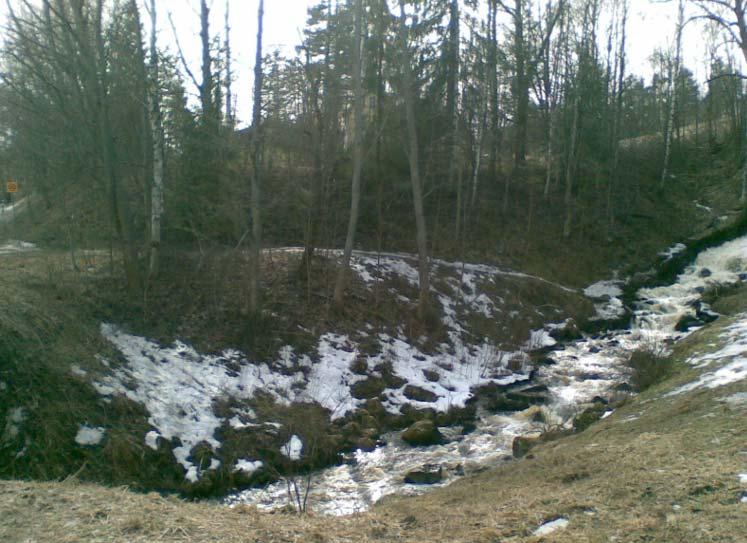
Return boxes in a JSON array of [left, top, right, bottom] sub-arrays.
[[224, 235, 747, 515]]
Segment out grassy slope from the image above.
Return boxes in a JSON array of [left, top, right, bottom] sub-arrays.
[[2, 289, 746, 543]]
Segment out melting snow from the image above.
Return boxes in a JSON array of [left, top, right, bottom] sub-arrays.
[[659, 243, 686, 261], [585, 279, 626, 321], [534, 517, 569, 536], [668, 315, 747, 396], [235, 459, 263, 474], [281, 435, 303, 461], [75, 425, 105, 446]]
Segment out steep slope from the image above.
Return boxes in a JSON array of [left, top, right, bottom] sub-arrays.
[[1, 288, 746, 542]]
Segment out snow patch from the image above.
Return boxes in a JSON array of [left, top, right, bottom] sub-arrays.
[[659, 243, 686, 261], [534, 517, 569, 536], [75, 425, 105, 446], [584, 280, 626, 321], [281, 435, 303, 461], [235, 459, 263, 475], [145, 430, 160, 450]]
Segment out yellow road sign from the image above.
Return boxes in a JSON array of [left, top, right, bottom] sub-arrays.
[[6, 180, 18, 193]]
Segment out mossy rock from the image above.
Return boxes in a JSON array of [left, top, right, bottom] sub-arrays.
[[404, 464, 443, 485], [403, 385, 438, 403], [351, 377, 387, 400], [401, 420, 443, 446]]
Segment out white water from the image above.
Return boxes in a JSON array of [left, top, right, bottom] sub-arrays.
[[226, 236, 747, 515]]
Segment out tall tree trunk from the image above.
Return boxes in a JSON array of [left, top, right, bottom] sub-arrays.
[[513, 0, 528, 167], [333, 0, 364, 306], [563, 94, 580, 239], [661, 0, 683, 188], [248, 0, 265, 314], [200, 0, 214, 123], [398, 0, 430, 318], [148, 0, 165, 278], [607, 0, 627, 230], [446, 0, 460, 232], [224, 0, 233, 125]]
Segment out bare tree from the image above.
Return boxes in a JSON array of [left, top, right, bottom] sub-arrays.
[[662, 0, 684, 187], [248, 0, 265, 314], [147, 0, 165, 278], [397, 0, 430, 318], [333, 0, 365, 306]]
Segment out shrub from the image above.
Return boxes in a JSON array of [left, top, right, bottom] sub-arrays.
[[628, 348, 674, 391]]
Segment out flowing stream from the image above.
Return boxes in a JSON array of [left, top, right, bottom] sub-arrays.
[[225, 234, 747, 515]]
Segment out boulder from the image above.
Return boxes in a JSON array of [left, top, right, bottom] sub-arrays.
[[699, 268, 712, 278], [550, 320, 582, 342], [488, 394, 533, 412], [487, 394, 532, 412], [613, 382, 633, 393], [695, 304, 719, 324], [675, 314, 704, 332], [506, 391, 547, 405], [422, 369, 440, 382], [351, 377, 386, 400], [403, 385, 438, 403], [401, 420, 443, 446], [404, 464, 443, 485]]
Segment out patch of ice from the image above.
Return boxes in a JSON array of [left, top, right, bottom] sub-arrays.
[[75, 425, 105, 446], [235, 459, 263, 474], [534, 517, 569, 536], [281, 435, 303, 461], [145, 430, 160, 450]]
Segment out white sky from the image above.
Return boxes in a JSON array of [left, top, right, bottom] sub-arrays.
[[2, 1, 743, 125]]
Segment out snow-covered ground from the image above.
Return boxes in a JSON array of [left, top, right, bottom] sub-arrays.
[[227, 236, 747, 514], [84, 238, 747, 515]]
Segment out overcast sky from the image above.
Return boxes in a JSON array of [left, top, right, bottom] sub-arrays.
[[1, 1, 740, 125]]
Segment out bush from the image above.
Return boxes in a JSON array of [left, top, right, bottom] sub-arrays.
[[628, 348, 674, 391]]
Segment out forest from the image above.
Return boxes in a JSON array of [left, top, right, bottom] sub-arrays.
[[2, 1, 747, 541], [2, 0, 746, 314]]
